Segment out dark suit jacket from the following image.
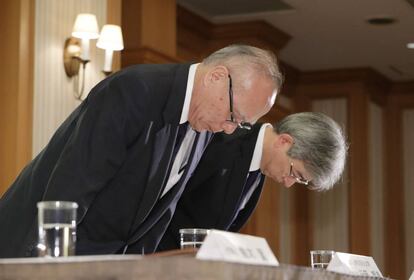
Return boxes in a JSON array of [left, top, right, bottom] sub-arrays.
[[0, 63, 201, 257], [157, 124, 265, 251]]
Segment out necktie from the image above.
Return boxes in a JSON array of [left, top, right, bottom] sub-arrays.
[[161, 123, 196, 198], [230, 170, 261, 224], [172, 122, 189, 161], [242, 170, 261, 198]]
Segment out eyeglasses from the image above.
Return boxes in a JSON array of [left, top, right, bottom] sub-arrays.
[[227, 75, 252, 130], [289, 162, 310, 186]]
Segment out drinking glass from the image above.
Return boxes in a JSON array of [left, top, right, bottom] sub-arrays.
[[179, 228, 209, 249], [310, 250, 335, 269], [37, 201, 78, 257]]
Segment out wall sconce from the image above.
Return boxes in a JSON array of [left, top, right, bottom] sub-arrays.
[[63, 13, 100, 100], [96, 25, 124, 76]]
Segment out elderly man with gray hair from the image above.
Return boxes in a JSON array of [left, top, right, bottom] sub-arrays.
[[159, 112, 348, 251], [0, 44, 282, 257]]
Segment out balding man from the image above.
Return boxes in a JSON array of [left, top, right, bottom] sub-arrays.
[[0, 44, 282, 257]]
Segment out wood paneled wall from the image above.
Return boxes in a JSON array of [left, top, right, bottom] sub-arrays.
[[402, 109, 414, 278], [2, 1, 413, 278], [291, 70, 388, 265], [369, 103, 385, 272], [121, 0, 179, 66], [311, 98, 349, 254], [176, 5, 290, 62], [0, 0, 34, 196], [107, 0, 122, 72], [385, 83, 414, 279]]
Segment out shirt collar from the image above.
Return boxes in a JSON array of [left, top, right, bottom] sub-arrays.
[[179, 63, 199, 124], [249, 123, 272, 171]]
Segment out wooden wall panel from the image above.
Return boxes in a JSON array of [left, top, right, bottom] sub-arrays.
[[369, 103, 385, 272], [121, 0, 178, 66], [0, 0, 34, 196], [176, 5, 291, 61], [311, 99, 349, 253], [107, 0, 122, 71], [292, 70, 388, 265], [403, 109, 414, 278], [348, 89, 371, 255], [384, 88, 414, 279]]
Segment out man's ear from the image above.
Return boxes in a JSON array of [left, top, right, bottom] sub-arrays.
[[204, 65, 229, 85], [274, 133, 294, 147]]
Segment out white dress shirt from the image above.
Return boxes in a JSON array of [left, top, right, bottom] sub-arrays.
[[161, 64, 199, 198], [239, 123, 271, 209]]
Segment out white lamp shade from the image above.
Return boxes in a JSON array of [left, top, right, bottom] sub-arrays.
[[72, 13, 99, 39], [96, 24, 124, 51]]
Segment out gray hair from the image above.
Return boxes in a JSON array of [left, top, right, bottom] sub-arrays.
[[274, 112, 348, 191], [202, 44, 283, 92]]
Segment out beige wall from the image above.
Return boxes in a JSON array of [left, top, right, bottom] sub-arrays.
[[32, 0, 107, 156]]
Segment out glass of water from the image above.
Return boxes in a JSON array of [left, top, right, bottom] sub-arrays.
[[310, 250, 335, 269], [37, 201, 78, 257], [179, 228, 209, 249]]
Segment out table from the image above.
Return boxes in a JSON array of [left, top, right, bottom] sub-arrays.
[[0, 250, 391, 280]]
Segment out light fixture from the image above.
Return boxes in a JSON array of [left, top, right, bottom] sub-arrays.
[[407, 43, 414, 49], [63, 13, 99, 100], [96, 24, 124, 76]]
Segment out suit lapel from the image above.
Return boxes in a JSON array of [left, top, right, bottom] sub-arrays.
[[216, 156, 249, 229], [162, 64, 191, 125], [127, 131, 206, 246], [131, 64, 191, 229], [216, 127, 262, 229], [131, 123, 178, 229]]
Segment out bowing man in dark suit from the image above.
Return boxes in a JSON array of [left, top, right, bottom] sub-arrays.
[[158, 112, 348, 251], [0, 44, 283, 257]]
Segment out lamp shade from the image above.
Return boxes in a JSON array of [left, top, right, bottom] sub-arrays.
[[96, 25, 124, 51], [72, 13, 99, 39]]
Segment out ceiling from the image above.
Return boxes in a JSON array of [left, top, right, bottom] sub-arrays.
[[177, 0, 414, 82]]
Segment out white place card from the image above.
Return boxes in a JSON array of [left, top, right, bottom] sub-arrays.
[[409, 271, 414, 280], [196, 230, 279, 266], [327, 252, 383, 277]]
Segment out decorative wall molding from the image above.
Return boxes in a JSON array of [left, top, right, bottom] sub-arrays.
[[297, 68, 389, 105], [177, 5, 291, 61]]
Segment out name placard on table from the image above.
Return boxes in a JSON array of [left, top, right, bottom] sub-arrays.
[[327, 252, 383, 277], [196, 230, 279, 266]]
